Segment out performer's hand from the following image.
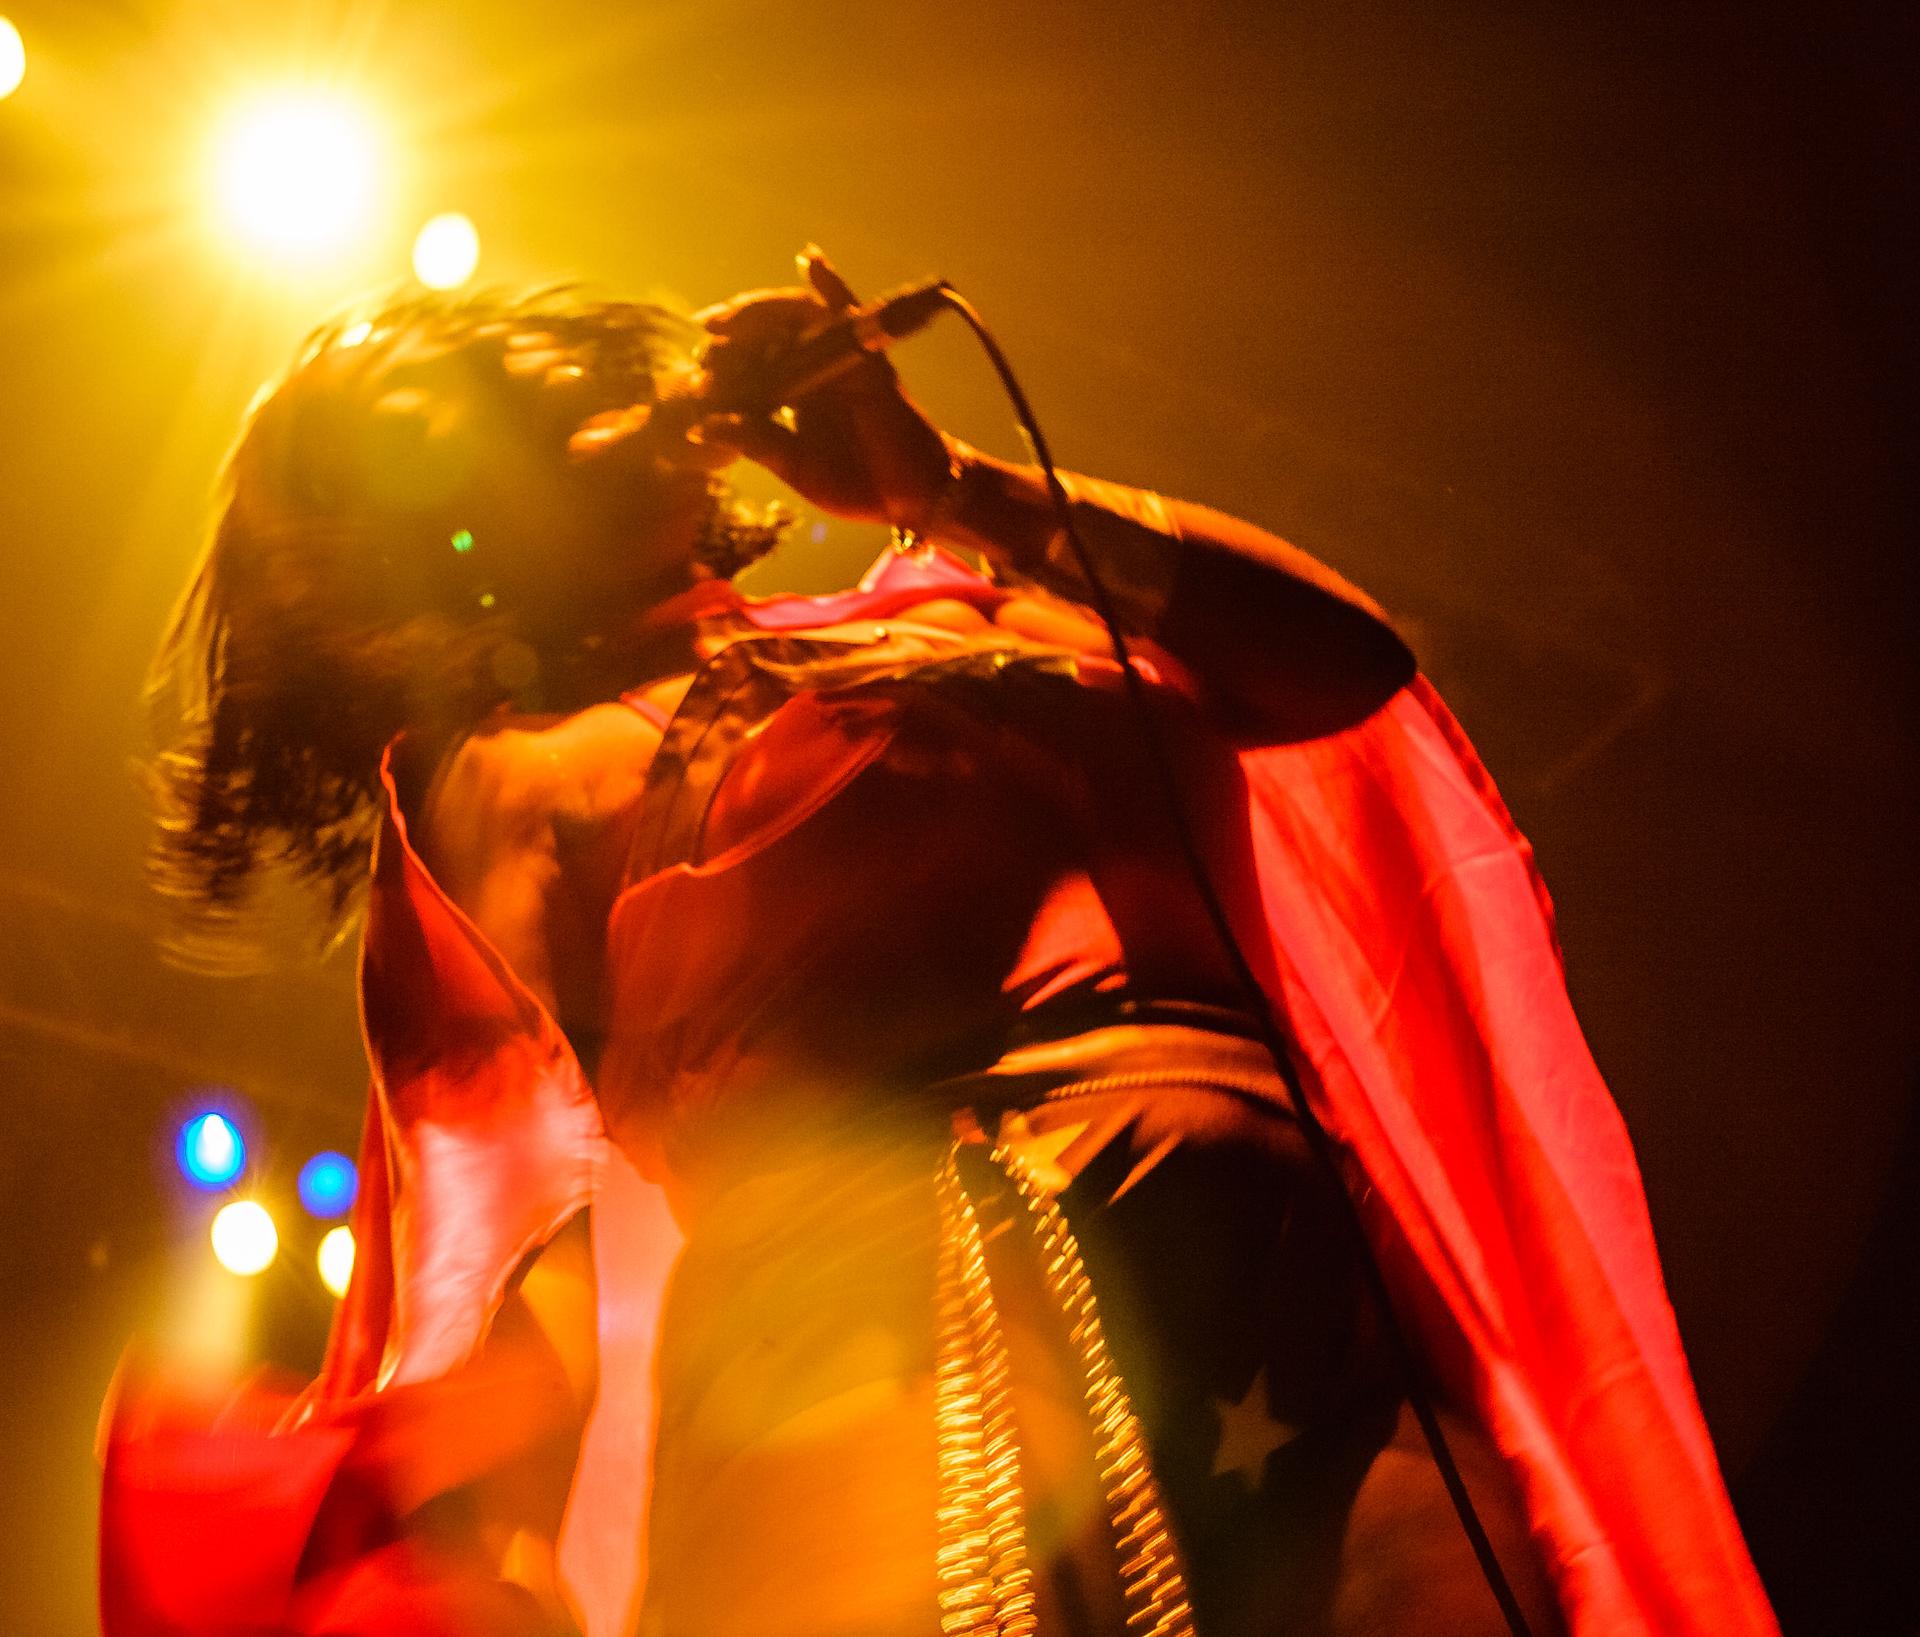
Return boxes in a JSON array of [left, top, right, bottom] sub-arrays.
[[687, 248, 958, 531]]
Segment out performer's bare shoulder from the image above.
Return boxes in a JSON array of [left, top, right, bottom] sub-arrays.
[[412, 701, 664, 1033]]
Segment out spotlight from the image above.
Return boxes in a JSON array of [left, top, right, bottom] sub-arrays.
[[297, 1151, 358, 1218], [212, 90, 380, 259], [413, 212, 480, 290], [176, 1112, 245, 1190], [210, 1201, 278, 1276], [0, 18, 24, 101], [317, 1226, 355, 1298]]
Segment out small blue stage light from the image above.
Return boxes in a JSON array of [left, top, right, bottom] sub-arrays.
[[297, 1151, 358, 1217], [177, 1112, 245, 1189]]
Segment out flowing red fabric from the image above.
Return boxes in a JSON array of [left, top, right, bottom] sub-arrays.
[[100, 547, 1775, 1636], [1234, 680, 1777, 1634], [99, 755, 680, 1637]]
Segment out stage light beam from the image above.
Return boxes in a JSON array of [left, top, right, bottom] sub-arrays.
[[317, 1226, 356, 1297], [0, 18, 25, 101], [213, 91, 380, 259], [210, 1201, 279, 1276], [177, 1112, 246, 1189], [413, 212, 480, 289]]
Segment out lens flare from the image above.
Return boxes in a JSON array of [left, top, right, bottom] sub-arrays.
[[297, 1151, 358, 1217], [177, 1112, 246, 1189], [0, 18, 25, 101], [213, 91, 380, 258], [210, 1200, 279, 1276], [317, 1225, 356, 1297], [413, 212, 480, 289]]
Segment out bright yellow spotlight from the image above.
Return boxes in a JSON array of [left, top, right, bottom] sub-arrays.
[[317, 1225, 356, 1298], [0, 18, 24, 101], [213, 91, 380, 259], [210, 1200, 279, 1276], [413, 212, 480, 290]]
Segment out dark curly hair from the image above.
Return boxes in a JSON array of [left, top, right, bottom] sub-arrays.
[[148, 290, 787, 967]]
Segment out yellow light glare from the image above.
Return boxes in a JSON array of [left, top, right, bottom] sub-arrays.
[[317, 1225, 356, 1298], [210, 1200, 279, 1276], [213, 92, 380, 258], [0, 18, 24, 101], [413, 212, 481, 290]]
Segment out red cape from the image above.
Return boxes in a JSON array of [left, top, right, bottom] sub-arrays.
[[100, 549, 1776, 1636]]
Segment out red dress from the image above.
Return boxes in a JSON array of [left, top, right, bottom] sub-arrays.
[[100, 547, 1776, 1637]]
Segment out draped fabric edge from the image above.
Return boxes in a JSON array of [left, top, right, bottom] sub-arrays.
[[1236, 678, 1777, 1636], [99, 749, 684, 1637], [97, 545, 1777, 1637]]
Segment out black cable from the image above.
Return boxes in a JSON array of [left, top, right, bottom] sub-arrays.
[[933, 285, 1538, 1637]]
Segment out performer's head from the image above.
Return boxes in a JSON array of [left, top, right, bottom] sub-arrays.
[[147, 292, 783, 960]]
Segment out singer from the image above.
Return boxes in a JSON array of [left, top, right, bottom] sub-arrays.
[[102, 252, 1775, 1637]]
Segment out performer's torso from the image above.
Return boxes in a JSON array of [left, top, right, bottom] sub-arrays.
[[589, 612, 1261, 1198]]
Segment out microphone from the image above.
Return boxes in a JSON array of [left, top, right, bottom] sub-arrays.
[[701, 276, 953, 411], [567, 278, 953, 463]]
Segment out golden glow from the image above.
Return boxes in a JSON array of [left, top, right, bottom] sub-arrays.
[[412, 211, 480, 289], [210, 1199, 279, 1276], [317, 1225, 356, 1297], [0, 18, 24, 101], [212, 91, 381, 259], [162, 1251, 254, 1375]]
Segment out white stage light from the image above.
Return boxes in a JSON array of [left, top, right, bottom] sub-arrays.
[[212, 91, 380, 259], [210, 1200, 279, 1276], [0, 18, 25, 101], [413, 212, 480, 289], [317, 1225, 356, 1297]]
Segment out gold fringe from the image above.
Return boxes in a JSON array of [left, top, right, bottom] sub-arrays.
[[935, 1145, 1038, 1636], [934, 1135, 1195, 1637]]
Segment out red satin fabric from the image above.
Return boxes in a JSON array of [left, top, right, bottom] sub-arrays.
[[99, 754, 674, 1637], [1236, 679, 1776, 1634], [100, 547, 1774, 1637]]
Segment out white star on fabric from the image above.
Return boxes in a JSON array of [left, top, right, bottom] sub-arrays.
[[1210, 1366, 1299, 1486]]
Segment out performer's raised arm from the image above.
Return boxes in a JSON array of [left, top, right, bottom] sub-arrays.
[[690, 250, 1413, 743], [929, 450, 1415, 741]]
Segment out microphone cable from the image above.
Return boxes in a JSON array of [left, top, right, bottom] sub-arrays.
[[927, 283, 1540, 1637]]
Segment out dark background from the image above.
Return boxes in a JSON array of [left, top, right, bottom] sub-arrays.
[[0, 1, 1910, 1630]]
